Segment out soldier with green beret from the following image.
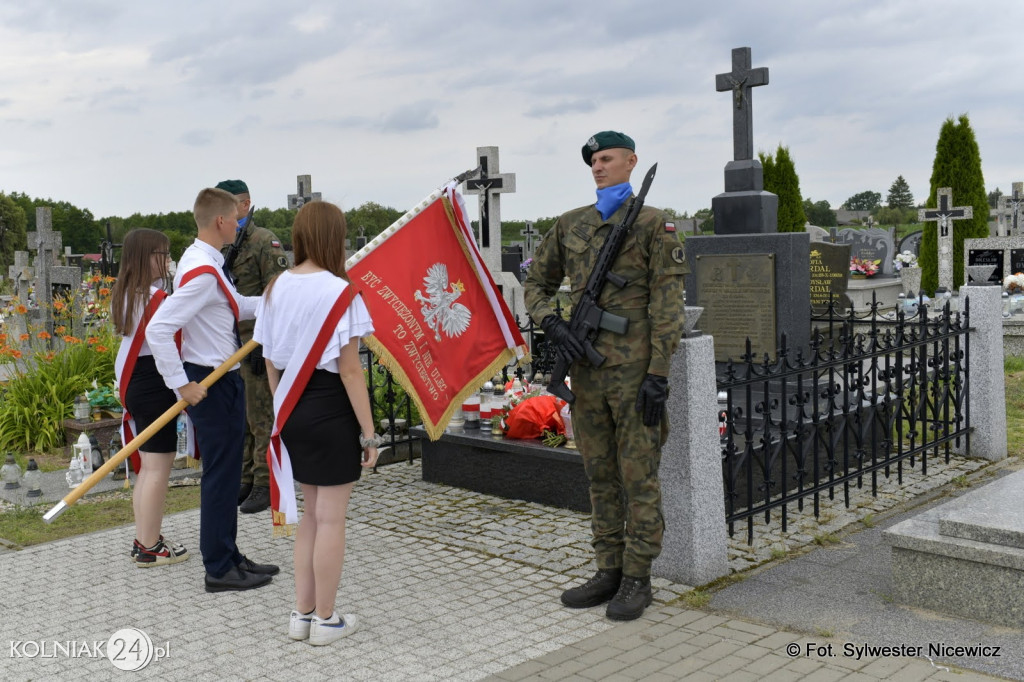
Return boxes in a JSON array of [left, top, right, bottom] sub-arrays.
[[524, 131, 688, 621], [215, 179, 289, 514]]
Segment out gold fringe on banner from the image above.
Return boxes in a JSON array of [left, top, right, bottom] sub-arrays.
[[271, 509, 296, 538]]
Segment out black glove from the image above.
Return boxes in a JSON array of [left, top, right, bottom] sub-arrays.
[[249, 345, 266, 376], [635, 374, 669, 427], [540, 315, 585, 364]]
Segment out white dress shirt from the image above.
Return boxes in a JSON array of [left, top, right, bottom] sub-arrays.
[[146, 239, 258, 391]]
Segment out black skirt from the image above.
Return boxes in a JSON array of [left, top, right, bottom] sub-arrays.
[[281, 369, 363, 486], [123, 355, 178, 453]]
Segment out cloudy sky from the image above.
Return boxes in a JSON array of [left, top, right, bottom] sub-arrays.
[[1, 0, 1021, 224]]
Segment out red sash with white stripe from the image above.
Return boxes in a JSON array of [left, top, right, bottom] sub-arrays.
[[267, 286, 357, 534], [117, 290, 184, 472], [177, 265, 240, 320]]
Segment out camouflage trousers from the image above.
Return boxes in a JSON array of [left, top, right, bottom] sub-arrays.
[[239, 347, 273, 487], [571, 360, 669, 578]]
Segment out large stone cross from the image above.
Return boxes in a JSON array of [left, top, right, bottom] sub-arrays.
[[463, 146, 516, 279], [716, 47, 769, 162], [28, 207, 62, 306], [919, 187, 973, 291], [287, 174, 322, 209], [998, 182, 1022, 237]]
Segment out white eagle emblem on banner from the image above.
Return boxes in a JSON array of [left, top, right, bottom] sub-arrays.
[[414, 263, 472, 341]]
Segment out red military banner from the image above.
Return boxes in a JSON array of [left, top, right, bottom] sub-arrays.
[[347, 183, 527, 440]]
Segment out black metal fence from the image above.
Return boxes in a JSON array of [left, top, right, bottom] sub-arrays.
[[718, 298, 971, 543]]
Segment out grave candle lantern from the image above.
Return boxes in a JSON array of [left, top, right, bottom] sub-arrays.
[[1, 454, 22, 489], [24, 458, 42, 498]]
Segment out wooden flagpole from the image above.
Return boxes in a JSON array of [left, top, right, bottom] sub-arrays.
[[43, 339, 260, 523]]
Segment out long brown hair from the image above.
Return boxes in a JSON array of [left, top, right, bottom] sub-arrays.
[[265, 201, 348, 300], [110, 229, 170, 336]]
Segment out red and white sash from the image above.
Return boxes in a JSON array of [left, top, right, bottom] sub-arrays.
[[267, 285, 357, 535], [177, 264, 241, 321], [115, 289, 189, 471]]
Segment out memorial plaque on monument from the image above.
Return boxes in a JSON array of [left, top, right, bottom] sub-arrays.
[[694, 253, 776, 362], [1012, 250, 1024, 277], [968, 249, 1003, 284], [809, 243, 851, 312], [501, 244, 523, 282]]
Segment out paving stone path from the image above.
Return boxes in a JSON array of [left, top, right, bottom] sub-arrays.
[[0, 458, 1012, 680]]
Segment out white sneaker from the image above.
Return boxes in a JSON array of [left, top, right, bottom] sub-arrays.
[[308, 612, 359, 646], [288, 610, 314, 641]]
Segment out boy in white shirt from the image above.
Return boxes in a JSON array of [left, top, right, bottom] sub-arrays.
[[147, 187, 279, 592]]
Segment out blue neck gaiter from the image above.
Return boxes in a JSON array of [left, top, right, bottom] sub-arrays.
[[595, 182, 633, 221]]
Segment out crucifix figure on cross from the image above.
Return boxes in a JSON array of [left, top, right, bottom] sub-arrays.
[[715, 47, 769, 162], [998, 182, 1023, 237], [462, 146, 516, 278], [919, 187, 973, 291]]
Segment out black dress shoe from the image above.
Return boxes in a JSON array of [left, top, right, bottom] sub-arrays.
[[240, 485, 270, 513], [204, 566, 272, 593], [237, 555, 280, 576], [238, 482, 253, 506]]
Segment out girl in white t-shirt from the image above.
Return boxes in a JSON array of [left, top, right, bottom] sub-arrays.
[[254, 201, 377, 646]]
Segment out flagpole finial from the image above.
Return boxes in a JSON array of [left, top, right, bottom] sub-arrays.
[[452, 166, 482, 185]]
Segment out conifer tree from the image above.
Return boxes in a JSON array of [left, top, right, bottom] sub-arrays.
[[886, 176, 914, 209], [919, 115, 989, 293], [759, 145, 806, 232]]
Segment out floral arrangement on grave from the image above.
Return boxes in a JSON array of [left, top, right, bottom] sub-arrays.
[[1004, 272, 1024, 295], [519, 257, 533, 273], [893, 251, 918, 271], [501, 386, 568, 442], [849, 257, 880, 277]]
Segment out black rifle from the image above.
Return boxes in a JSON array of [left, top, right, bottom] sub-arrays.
[[546, 163, 658, 404], [223, 204, 256, 276]]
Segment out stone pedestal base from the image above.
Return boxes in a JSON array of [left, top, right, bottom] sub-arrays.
[[883, 469, 1024, 627], [846, 276, 902, 312]]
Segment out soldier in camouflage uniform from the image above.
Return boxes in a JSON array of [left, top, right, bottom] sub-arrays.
[[215, 180, 289, 514], [523, 131, 687, 621]]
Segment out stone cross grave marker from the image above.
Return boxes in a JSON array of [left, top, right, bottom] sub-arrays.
[[98, 220, 120, 277], [997, 182, 1022, 237], [520, 221, 538, 262], [27, 207, 62, 333], [463, 146, 516, 280], [715, 46, 769, 162], [287, 174, 322, 210], [8, 251, 33, 300], [919, 187, 973, 292]]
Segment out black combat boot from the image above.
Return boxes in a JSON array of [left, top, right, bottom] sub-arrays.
[[560, 568, 622, 608], [606, 575, 652, 621]]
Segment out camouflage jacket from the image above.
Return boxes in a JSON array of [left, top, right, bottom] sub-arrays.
[[224, 222, 289, 337], [523, 201, 688, 376]]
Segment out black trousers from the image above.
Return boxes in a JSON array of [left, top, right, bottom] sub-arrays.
[[184, 363, 246, 578]]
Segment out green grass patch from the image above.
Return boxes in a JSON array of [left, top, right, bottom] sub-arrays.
[[861, 514, 877, 529], [681, 589, 712, 609], [813, 532, 841, 546], [0, 485, 200, 547], [1005, 360, 1024, 460]]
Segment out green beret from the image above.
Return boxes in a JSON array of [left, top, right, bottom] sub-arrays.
[[582, 131, 635, 165], [215, 179, 249, 195]]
